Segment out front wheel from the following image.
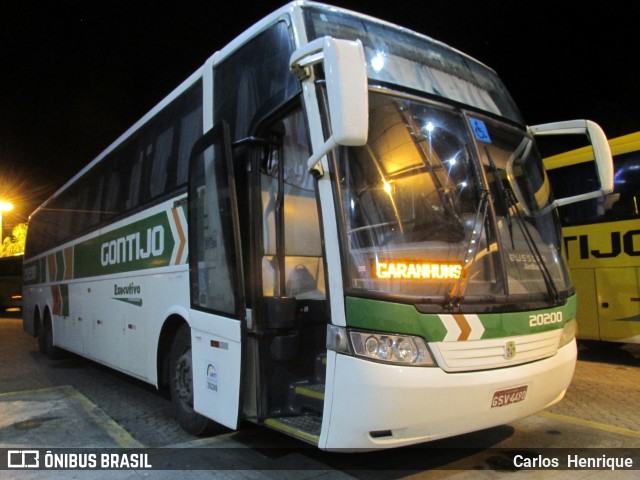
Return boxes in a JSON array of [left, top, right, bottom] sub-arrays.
[[169, 324, 217, 436]]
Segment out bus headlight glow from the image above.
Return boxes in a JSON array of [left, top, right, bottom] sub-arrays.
[[349, 330, 435, 366], [559, 318, 577, 348]]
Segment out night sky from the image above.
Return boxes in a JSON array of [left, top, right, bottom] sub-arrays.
[[1, 0, 638, 228]]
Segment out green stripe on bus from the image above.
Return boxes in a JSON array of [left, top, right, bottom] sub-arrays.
[[346, 297, 447, 341], [74, 211, 176, 278], [345, 295, 577, 341], [24, 207, 187, 285]]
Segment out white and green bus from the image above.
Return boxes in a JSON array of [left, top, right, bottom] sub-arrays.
[[23, 2, 613, 450]]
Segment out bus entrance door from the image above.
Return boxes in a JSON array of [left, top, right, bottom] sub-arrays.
[[255, 108, 329, 445], [188, 123, 245, 429]]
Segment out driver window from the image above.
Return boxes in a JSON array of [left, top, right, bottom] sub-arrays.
[[261, 109, 325, 299]]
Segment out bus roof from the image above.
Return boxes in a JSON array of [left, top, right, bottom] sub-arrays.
[[544, 130, 640, 170]]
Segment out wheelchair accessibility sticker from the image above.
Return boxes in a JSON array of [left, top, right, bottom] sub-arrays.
[[470, 118, 492, 143]]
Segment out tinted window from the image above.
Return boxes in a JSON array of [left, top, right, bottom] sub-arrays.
[[214, 21, 299, 141], [26, 83, 202, 257], [549, 151, 640, 225]]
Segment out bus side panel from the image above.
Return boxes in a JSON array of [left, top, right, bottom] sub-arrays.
[[564, 219, 640, 343], [596, 267, 640, 343], [76, 270, 189, 383], [571, 269, 600, 340]]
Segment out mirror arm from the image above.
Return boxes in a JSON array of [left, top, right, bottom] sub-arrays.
[[290, 38, 327, 79], [532, 119, 614, 208], [552, 190, 605, 209], [291, 36, 368, 177], [306, 137, 337, 178]]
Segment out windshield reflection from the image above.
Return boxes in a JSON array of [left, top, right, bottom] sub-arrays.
[[334, 91, 571, 307]]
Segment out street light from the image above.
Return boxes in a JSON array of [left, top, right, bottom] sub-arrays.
[[0, 201, 13, 244]]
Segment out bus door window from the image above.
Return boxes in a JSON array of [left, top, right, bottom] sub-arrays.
[[260, 108, 325, 303], [189, 125, 242, 317], [258, 107, 327, 419]]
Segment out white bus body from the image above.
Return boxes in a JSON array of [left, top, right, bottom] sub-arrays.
[[24, 2, 612, 450]]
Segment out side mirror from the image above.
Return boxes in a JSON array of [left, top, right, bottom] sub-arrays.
[[290, 36, 369, 174], [532, 119, 614, 207]]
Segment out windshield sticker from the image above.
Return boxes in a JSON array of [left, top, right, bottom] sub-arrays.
[[469, 118, 492, 143]]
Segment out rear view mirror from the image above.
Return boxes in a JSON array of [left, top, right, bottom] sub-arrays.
[[532, 119, 614, 208], [291, 36, 369, 175], [323, 38, 369, 146]]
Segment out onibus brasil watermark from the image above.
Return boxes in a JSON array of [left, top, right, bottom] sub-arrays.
[[6, 450, 151, 470]]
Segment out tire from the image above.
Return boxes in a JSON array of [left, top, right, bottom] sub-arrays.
[[37, 313, 47, 355], [38, 313, 64, 360], [169, 324, 216, 436]]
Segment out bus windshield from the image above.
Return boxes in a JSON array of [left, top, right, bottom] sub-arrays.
[[334, 91, 571, 306], [304, 5, 523, 124]]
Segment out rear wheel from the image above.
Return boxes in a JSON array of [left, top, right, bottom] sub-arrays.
[[169, 324, 216, 436], [37, 312, 64, 359]]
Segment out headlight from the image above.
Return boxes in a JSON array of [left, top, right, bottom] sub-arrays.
[[559, 318, 577, 348], [349, 330, 436, 366]]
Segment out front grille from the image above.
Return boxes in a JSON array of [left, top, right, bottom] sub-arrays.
[[430, 329, 562, 372]]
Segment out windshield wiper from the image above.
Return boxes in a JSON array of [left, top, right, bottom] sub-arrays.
[[505, 187, 560, 302], [448, 188, 490, 308], [486, 148, 516, 249], [488, 142, 560, 303]]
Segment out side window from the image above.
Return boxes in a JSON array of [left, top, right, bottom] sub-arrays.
[[126, 149, 144, 210], [214, 21, 299, 142], [102, 161, 122, 220], [177, 106, 202, 185], [260, 109, 325, 299], [550, 151, 640, 224], [83, 171, 104, 230], [102, 138, 141, 220], [601, 152, 640, 221], [148, 82, 202, 197], [149, 126, 174, 199], [25, 83, 203, 257]]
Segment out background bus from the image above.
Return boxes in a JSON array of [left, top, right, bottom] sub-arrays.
[[545, 131, 640, 344], [22, 2, 612, 450], [0, 255, 22, 314]]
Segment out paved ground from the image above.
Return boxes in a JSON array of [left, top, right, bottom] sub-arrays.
[[1, 315, 639, 479], [547, 342, 640, 432]]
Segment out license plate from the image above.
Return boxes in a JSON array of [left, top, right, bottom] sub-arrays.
[[491, 385, 528, 408]]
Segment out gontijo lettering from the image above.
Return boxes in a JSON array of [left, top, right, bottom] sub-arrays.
[[101, 226, 164, 267]]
